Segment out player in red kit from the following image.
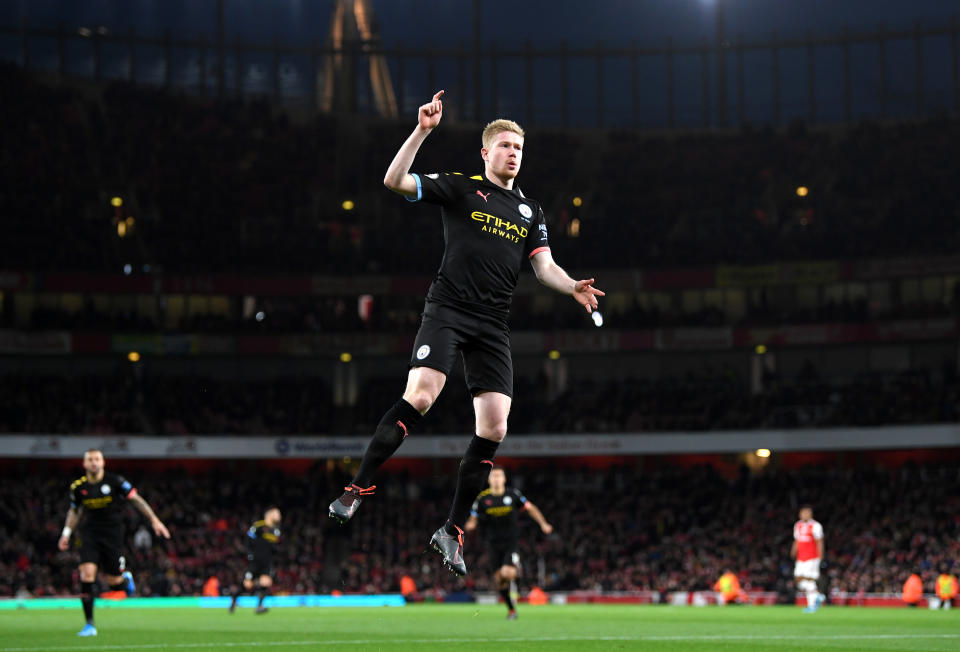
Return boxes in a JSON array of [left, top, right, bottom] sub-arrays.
[[791, 504, 825, 613]]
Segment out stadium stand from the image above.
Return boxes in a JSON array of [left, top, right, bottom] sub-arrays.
[[2, 460, 957, 600]]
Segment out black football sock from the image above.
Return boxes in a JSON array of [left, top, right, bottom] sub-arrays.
[[229, 587, 241, 607], [257, 586, 270, 607], [353, 399, 423, 487], [445, 435, 500, 532], [80, 581, 96, 624], [500, 586, 516, 610]]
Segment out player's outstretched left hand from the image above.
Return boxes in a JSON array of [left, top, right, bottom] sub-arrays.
[[541, 523, 554, 535], [573, 278, 604, 313], [153, 519, 171, 539]]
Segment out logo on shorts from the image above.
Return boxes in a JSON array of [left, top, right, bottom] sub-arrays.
[[101, 484, 111, 495], [416, 345, 431, 360], [518, 203, 533, 221]]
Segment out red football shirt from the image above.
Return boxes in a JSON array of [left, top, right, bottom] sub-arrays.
[[793, 519, 824, 561]]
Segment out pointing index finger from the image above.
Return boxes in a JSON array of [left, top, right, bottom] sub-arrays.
[[432, 90, 445, 102]]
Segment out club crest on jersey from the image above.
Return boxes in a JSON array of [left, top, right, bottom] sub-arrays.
[[517, 204, 533, 222], [416, 345, 431, 360], [101, 484, 111, 494], [503, 496, 513, 505]]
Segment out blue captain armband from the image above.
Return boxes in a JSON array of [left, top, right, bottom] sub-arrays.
[[405, 173, 422, 202]]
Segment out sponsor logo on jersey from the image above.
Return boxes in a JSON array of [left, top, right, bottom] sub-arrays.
[[470, 211, 528, 243], [417, 345, 431, 360]]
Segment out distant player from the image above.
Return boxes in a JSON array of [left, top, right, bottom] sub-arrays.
[[791, 504, 825, 613], [229, 507, 282, 614], [464, 466, 552, 619], [328, 90, 602, 577], [57, 449, 171, 637]]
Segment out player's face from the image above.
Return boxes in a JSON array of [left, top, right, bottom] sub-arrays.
[[83, 451, 104, 476], [488, 469, 506, 492], [482, 131, 523, 181], [799, 507, 813, 521], [266, 508, 282, 525]]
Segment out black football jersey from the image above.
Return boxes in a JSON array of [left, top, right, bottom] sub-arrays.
[[409, 171, 550, 320], [247, 520, 281, 561], [470, 487, 528, 543], [69, 472, 135, 532]]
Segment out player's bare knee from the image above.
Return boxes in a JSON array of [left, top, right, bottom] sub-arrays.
[[477, 421, 507, 442], [402, 390, 434, 414]]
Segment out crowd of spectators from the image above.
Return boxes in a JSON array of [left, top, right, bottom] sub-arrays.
[[3, 63, 960, 277], [2, 461, 957, 601], [2, 368, 958, 436], [8, 289, 960, 335]]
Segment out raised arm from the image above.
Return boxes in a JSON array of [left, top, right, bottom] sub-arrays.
[[524, 501, 553, 535], [529, 250, 604, 314], [128, 493, 171, 539], [58, 506, 82, 551], [383, 90, 445, 197]]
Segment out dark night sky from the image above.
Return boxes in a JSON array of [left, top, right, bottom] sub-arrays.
[[3, 0, 956, 47], [3, 1, 958, 126]]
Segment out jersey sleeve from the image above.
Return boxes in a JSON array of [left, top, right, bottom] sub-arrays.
[[407, 172, 467, 206], [812, 521, 824, 540], [525, 204, 550, 259], [69, 484, 79, 509], [115, 474, 137, 499], [793, 522, 799, 541], [470, 498, 480, 518], [513, 489, 529, 510]]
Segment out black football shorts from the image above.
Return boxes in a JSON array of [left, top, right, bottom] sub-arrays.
[[410, 302, 513, 398], [490, 541, 521, 573], [78, 529, 126, 576]]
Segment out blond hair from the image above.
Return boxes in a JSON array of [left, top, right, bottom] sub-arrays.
[[482, 119, 524, 150]]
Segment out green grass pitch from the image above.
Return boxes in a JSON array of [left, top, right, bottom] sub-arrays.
[[1, 604, 958, 651]]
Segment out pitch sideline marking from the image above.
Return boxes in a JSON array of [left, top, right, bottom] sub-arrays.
[[3, 633, 960, 651]]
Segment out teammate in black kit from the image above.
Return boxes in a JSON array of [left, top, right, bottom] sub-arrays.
[[57, 449, 170, 637], [329, 90, 603, 576], [465, 466, 552, 619], [229, 507, 282, 614]]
